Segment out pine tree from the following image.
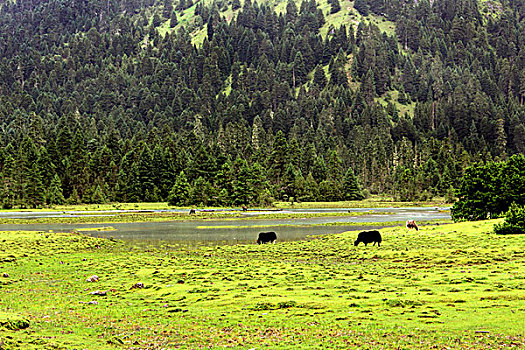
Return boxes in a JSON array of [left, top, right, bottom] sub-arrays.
[[190, 176, 207, 205], [231, 158, 254, 205], [312, 155, 328, 182], [170, 11, 178, 28], [327, 149, 343, 183], [313, 65, 327, 89], [329, 0, 341, 14], [282, 163, 297, 200], [354, 0, 369, 16], [47, 174, 65, 205], [137, 144, 155, 201], [302, 172, 319, 201], [25, 163, 45, 208], [0, 150, 16, 209], [293, 51, 307, 87], [270, 131, 289, 183], [163, 0, 174, 18], [90, 184, 107, 204], [126, 163, 143, 203], [66, 187, 81, 205], [342, 168, 365, 200], [168, 171, 191, 206], [285, 0, 298, 23]]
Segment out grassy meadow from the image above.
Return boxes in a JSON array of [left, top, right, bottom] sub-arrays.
[[0, 220, 524, 349]]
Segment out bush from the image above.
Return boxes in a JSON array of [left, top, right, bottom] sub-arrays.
[[494, 203, 525, 235]]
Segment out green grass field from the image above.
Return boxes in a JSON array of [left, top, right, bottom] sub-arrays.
[[0, 220, 523, 348]]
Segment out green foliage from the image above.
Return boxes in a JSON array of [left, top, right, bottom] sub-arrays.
[[494, 203, 525, 235], [167, 171, 191, 206], [24, 163, 45, 208], [66, 188, 81, 205], [452, 155, 525, 221], [342, 168, 365, 200], [0, 313, 30, 331], [232, 0, 241, 10], [47, 174, 65, 205], [90, 184, 107, 204], [354, 0, 369, 16], [0, 0, 523, 208], [328, 0, 341, 14]]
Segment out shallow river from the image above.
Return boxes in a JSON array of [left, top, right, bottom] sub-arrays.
[[0, 207, 450, 245]]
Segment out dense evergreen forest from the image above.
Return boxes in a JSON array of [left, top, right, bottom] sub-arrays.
[[0, 0, 524, 208]]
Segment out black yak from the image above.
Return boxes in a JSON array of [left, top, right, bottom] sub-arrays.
[[257, 231, 277, 244], [354, 230, 382, 247], [406, 220, 419, 231]]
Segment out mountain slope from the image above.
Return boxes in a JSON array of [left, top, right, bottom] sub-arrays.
[[0, 0, 524, 207]]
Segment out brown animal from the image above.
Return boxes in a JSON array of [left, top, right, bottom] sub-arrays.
[[242, 205, 248, 212], [406, 220, 419, 231], [189, 209, 196, 215]]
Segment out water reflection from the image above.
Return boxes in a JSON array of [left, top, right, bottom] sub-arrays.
[[0, 207, 450, 245]]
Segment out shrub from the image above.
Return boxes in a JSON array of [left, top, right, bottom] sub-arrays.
[[452, 154, 525, 221], [277, 300, 297, 309], [251, 302, 275, 311], [494, 203, 525, 235]]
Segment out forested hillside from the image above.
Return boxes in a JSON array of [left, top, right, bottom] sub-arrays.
[[0, 0, 524, 208]]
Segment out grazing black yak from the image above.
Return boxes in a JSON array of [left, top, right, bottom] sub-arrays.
[[257, 231, 277, 244], [354, 230, 382, 247], [406, 220, 419, 231]]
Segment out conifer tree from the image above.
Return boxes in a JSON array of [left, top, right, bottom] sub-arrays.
[[270, 131, 289, 183], [90, 184, 107, 204], [170, 11, 178, 27], [25, 163, 45, 208], [231, 158, 254, 205], [313, 65, 327, 89], [67, 187, 81, 205], [0, 150, 16, 209], [163, 0, 174, 18], [47, 174, 65, 205], [302, 172, 319, 201], [168, 171, 191, 206], [354, 0, 369, 16], [342, 168, 365, 200], [329, 0, 341, 14]]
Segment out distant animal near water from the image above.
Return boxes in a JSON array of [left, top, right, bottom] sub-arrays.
[[257, 231, 277, 244], [354, 230, 382, 247], [189, 209, 196, 215], [406, 220, 419, 231]]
